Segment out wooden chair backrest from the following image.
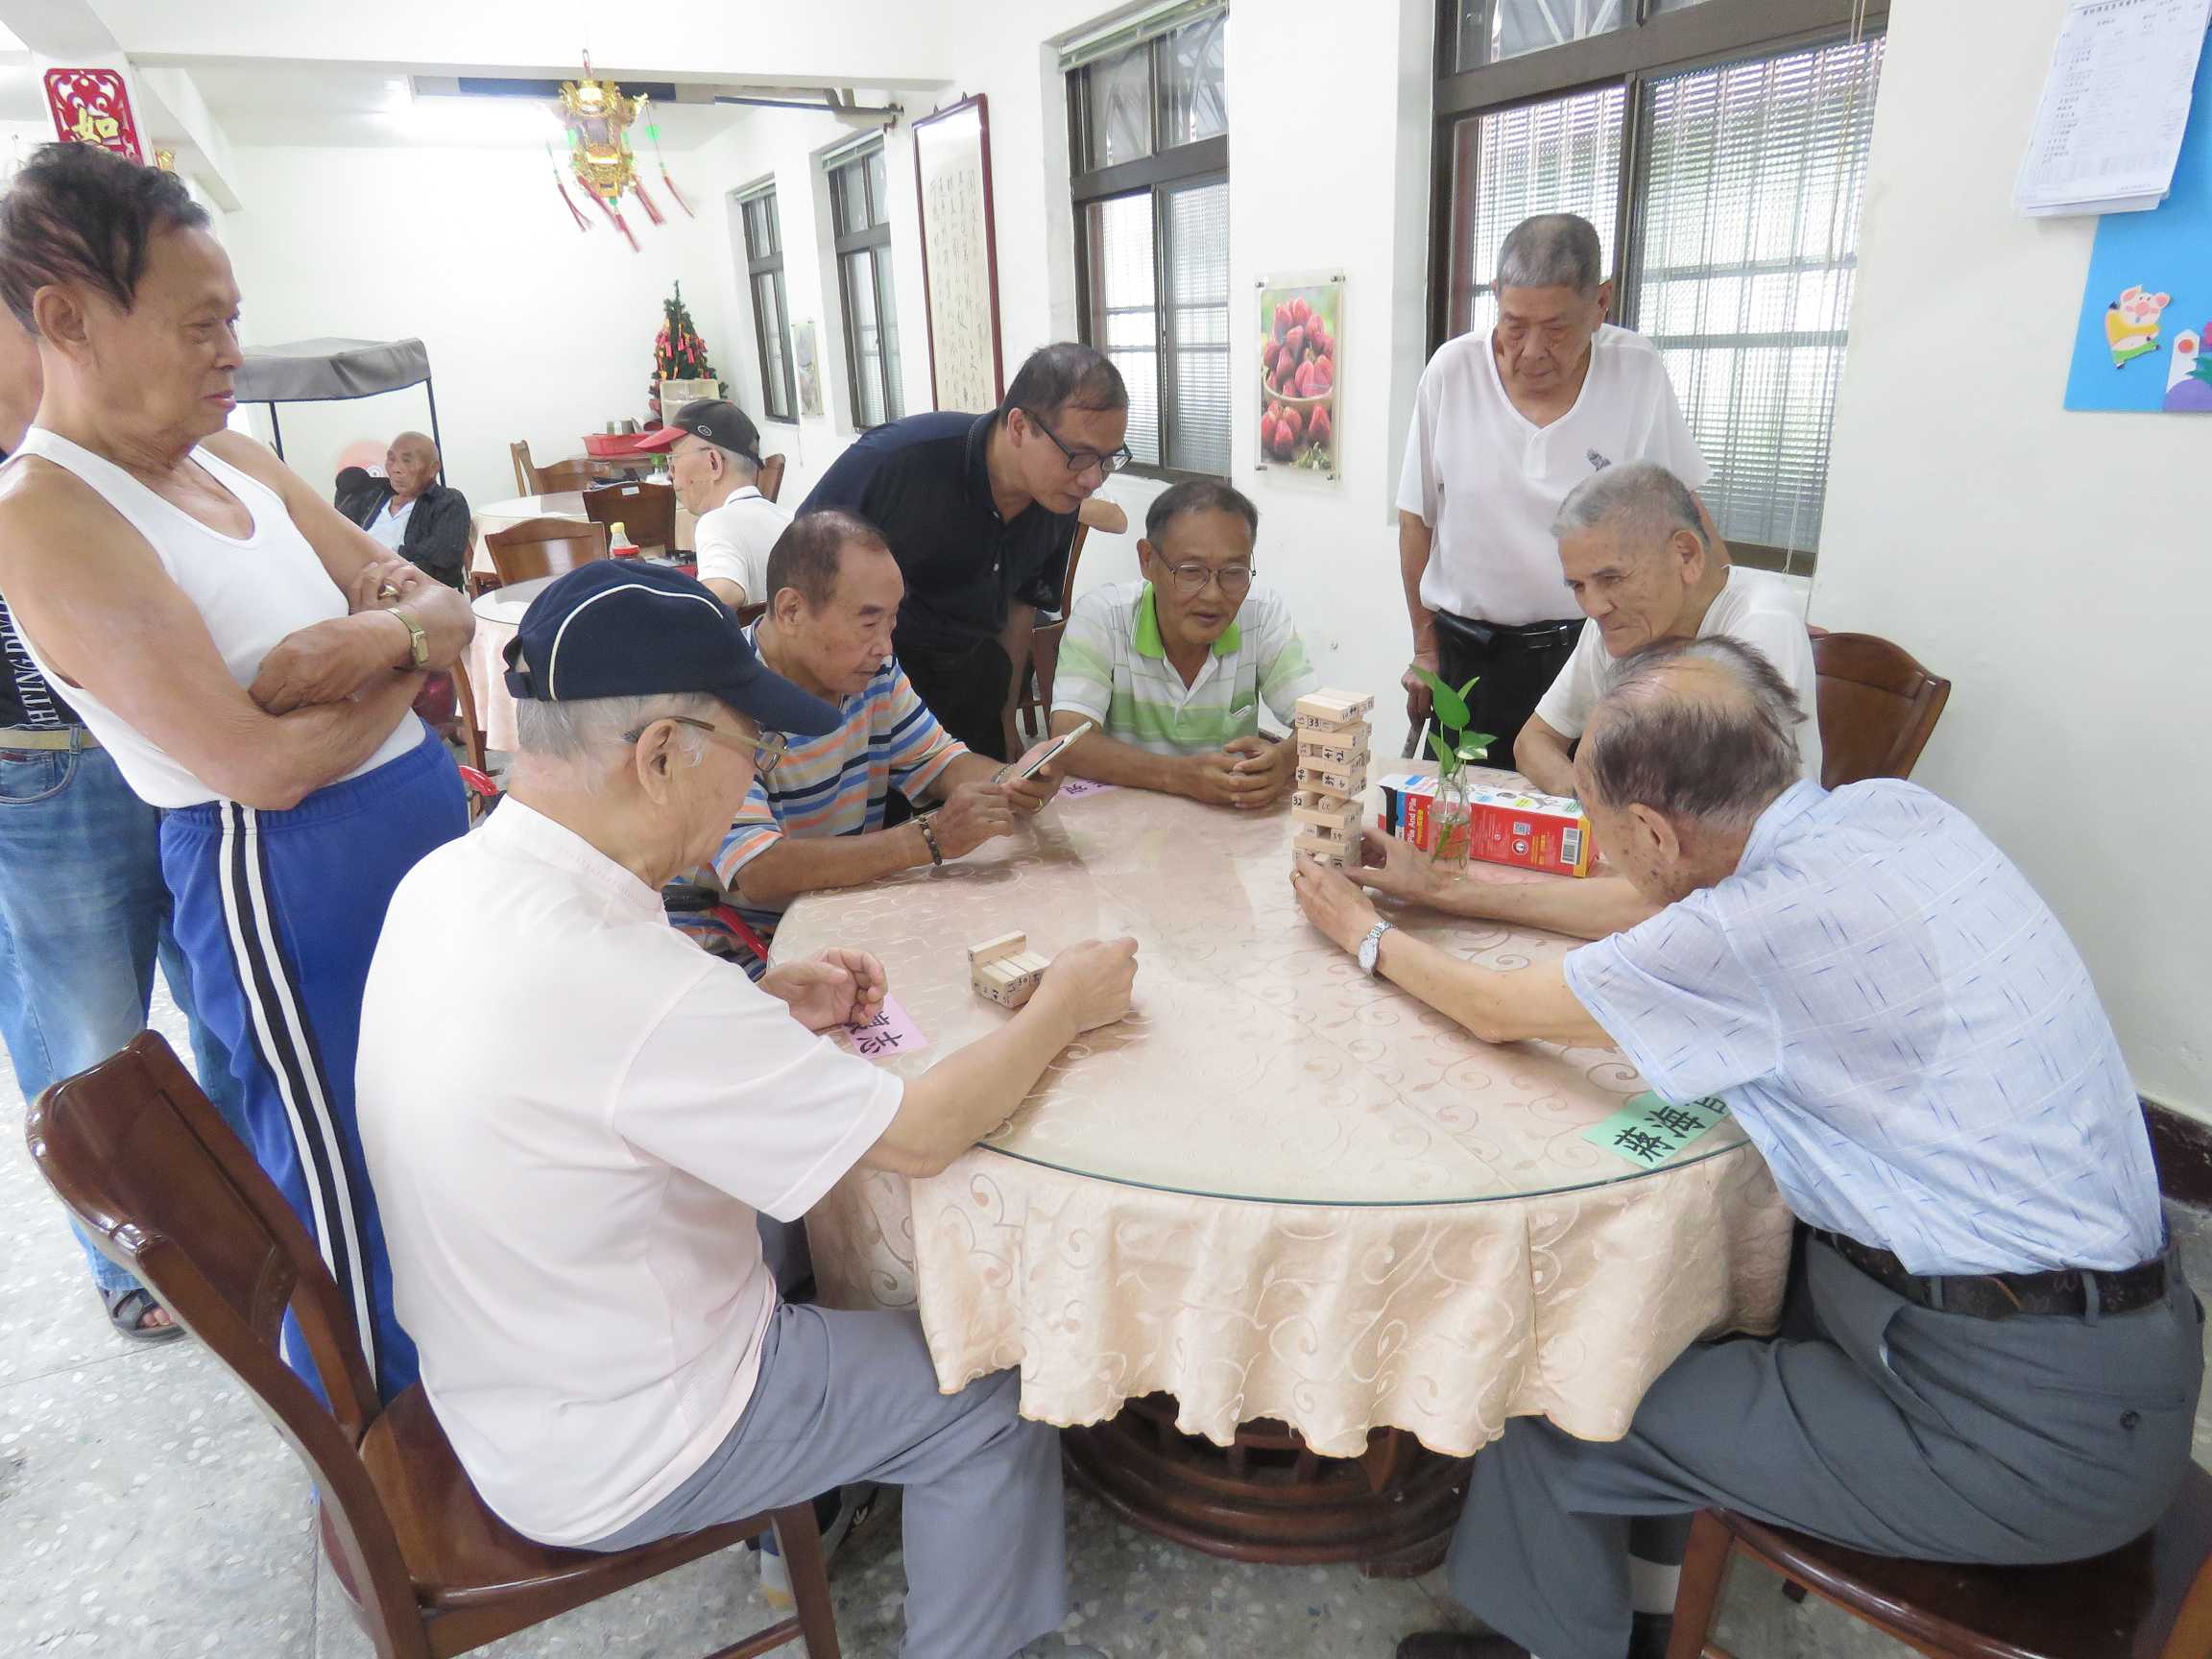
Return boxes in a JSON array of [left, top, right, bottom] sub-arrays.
[[735, 601, 769, 626], [582, 481, 677, 552], [532, 457, 598, 495], [757, 454, 787, 504], [508, 441, 535, 497], [1812, 630, 1952, 789], [1058, 523, 1091, 617], [26, 1033, 431, 1654], [485, 517, 611, 588], [445, 655, 489, 777]]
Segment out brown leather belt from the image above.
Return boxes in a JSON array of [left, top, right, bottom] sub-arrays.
[[0, 726, 99, 752], [1815, 1230, 2168, 1320]]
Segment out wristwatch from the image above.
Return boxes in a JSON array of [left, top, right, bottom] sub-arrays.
[[1357, 919, 1394, 977], [385, 605, 429, 670]]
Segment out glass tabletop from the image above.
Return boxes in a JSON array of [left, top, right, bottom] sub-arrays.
[[770, 769, 1755, 1207]]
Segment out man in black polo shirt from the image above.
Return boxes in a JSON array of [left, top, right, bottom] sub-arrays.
[[800, 343, 1130, 761]]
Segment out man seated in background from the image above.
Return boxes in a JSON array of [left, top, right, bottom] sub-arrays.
[[713, 510, 1061, 965], [357, 560, 1133, 1659], [637, 397, 789, 609], [336, 430, 470, 589], [1286, 637, 2196, 1659], [1048, 479, 1314, 809], [1513, 461, 1820, 797]]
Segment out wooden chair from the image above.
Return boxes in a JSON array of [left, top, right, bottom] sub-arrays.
[[24, 1033, 840, 1659], [583, 480, 677, 555], [757, 454, 787, 504], [508, 441, 535, 497], [735, 601, 769, 627], [485, 517, 610, 588], [1669, 1473, 2212, 1659], [531, 457, 599, 495], [1016, 523, 1091, 740], [1811, 631, 1952, 789], [445, 656, 489, 777]]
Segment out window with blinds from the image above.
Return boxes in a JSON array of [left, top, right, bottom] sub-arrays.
[[1632, 37, 1885, 559], [1436, 9, 1887, 571], [1069, 6, 1231, 479], [738, 187, 796, 423]]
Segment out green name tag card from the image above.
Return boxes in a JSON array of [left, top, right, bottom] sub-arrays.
[[1583, 1092, 1732, 1169]]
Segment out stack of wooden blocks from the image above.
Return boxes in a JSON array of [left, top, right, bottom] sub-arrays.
[[1290, 688, 1375, 868], [969, 930, 1051, 1008]]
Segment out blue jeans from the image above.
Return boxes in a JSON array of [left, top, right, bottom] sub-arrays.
[[0, 734, 242, 1304]]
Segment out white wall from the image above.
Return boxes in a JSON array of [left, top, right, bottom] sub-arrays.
[[219, 142, 737, 510], [1814, 0, 2211, 1119]]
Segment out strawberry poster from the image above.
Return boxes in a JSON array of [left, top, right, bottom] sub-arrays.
[[1257, 273, 1342, 480], [43, 67, 144, 162]]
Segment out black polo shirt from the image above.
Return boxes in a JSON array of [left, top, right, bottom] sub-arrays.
[[799, 411, 1076, 661]]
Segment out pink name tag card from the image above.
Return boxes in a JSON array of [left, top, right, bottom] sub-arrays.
[[833, 996, 931, 1059], [1058, 778, 1115, 801]]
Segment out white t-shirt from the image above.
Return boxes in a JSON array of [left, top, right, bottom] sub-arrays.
[[694, 486, 791, 604], [355, 799, 902, 1548], [1533, 566, 1824, 781], [1397, 325, 1710, 626], [365, 495, 414, 552]]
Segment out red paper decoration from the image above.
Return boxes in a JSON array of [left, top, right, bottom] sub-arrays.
[[43, 68, 144, 162]]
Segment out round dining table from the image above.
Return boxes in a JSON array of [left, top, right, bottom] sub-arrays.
[[772, 769, 1794, 1572], [469, 490, 696, 579]]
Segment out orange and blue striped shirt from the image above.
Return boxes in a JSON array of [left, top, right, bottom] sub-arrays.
[[712, 637, 967, 946]]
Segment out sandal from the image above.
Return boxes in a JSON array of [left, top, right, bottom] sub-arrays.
[[101, 1285, 185, 1343]]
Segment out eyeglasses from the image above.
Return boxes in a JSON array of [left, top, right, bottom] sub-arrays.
[[1025, 411, 1133, 479], [621, 713, 788, 775], [1162, 562, 1255, 599]]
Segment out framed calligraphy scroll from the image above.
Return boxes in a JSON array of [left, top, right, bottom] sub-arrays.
[[911, 94, 1005, 414], [43, 68, 144, 162]]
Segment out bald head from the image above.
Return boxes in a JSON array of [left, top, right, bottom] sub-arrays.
[[1578, 637, 1805, 831], [386, 430, 439, 501]]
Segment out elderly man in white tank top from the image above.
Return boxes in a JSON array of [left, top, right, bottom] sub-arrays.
[[0, 142, 475, 1405]]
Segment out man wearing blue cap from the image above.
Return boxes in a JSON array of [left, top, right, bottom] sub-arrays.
[[354, 562, 1136, 1659]]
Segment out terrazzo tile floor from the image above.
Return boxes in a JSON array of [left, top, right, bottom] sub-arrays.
[[5, 980, 2207, 1657]]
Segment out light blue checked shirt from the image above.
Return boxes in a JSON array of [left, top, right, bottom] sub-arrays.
[[1566, 780, 2163, 1276]]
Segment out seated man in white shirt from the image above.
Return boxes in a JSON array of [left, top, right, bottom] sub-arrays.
[[1513, 461, 1820, 798], [637, 398, 789, 608], [356, 561, 1135, 1659], [1048, 479, 1316, 808]]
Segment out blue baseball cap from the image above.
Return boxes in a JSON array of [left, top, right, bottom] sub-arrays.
[[503, 563, 840, 737]]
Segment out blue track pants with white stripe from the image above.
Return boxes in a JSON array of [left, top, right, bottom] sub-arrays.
[[161, 727, 465, 1405]]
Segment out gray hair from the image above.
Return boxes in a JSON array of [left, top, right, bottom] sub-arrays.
[[1497, 213, 1603, 297], [1578, 637, 1806, 830], [1551, 460, 1705, 557], [513, 691, 722, 782], [695, 438, 758, 481]]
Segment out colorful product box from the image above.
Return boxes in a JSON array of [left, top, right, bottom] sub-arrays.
[[1378, 773, 1597, 878]]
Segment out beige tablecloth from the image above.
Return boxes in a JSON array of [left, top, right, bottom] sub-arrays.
[[469, 491, 696, 575], [773, 773, 1793, 1459], [463, 577, 552, 753]]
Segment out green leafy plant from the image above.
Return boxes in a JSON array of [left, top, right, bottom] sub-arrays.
[[1414, 667, 1496, 782]]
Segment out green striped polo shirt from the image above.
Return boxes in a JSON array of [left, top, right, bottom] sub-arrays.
[[1052, 580, 1316, 755]]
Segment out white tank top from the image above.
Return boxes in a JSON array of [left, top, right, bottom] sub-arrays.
[[2, 428, 421, 808]]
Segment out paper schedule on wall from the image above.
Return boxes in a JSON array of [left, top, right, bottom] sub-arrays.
[[2065, 22, 2212, 411], [912, 95, 1005, 414], [2017, 0, 2210, 218]]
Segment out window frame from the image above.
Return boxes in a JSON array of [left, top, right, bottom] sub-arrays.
[[738, 184, 798, 425], [1069, 20, 1232, 485], [829, 141, 902, 431], [1430, 0, 1890, 573]]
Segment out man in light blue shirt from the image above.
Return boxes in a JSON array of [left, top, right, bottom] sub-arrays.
[[1288, 637, 2196, 1659]]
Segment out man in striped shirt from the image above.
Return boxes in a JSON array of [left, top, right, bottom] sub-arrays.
[[1049, 480, 1316, 808], [714, 511, 1060, 959]]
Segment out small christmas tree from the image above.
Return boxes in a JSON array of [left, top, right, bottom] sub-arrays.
[[651, 280, 724, 394]]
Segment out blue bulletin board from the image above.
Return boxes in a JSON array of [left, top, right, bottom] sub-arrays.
[[2065, 26, 2212, 412]]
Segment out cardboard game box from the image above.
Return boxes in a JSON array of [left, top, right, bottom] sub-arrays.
[[1378, 773, 1596, 878]]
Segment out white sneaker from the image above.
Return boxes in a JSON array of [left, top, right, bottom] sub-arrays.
[[757, 1484, 887, 1608]]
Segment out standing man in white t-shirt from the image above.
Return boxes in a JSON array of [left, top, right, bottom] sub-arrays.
[[637, 398, 790, 609], [1397, 213, 1709, 770], [1517, 461, 1821, 796]]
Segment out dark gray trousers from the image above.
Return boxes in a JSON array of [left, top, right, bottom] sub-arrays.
[[1449, 1238, 2203, 1659], [586, 1303, 1067, 1659]]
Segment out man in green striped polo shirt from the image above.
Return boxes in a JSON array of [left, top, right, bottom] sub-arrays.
[[1049, 480, 1316, 808]]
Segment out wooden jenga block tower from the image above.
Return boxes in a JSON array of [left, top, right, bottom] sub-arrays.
[[1290, 689, 1373, 867], [968, 930, 1051, 1008]]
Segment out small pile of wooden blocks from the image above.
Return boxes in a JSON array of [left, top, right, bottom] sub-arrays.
[[969, 930, 1051, 1008], [1290, 688, 1374, 868]]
